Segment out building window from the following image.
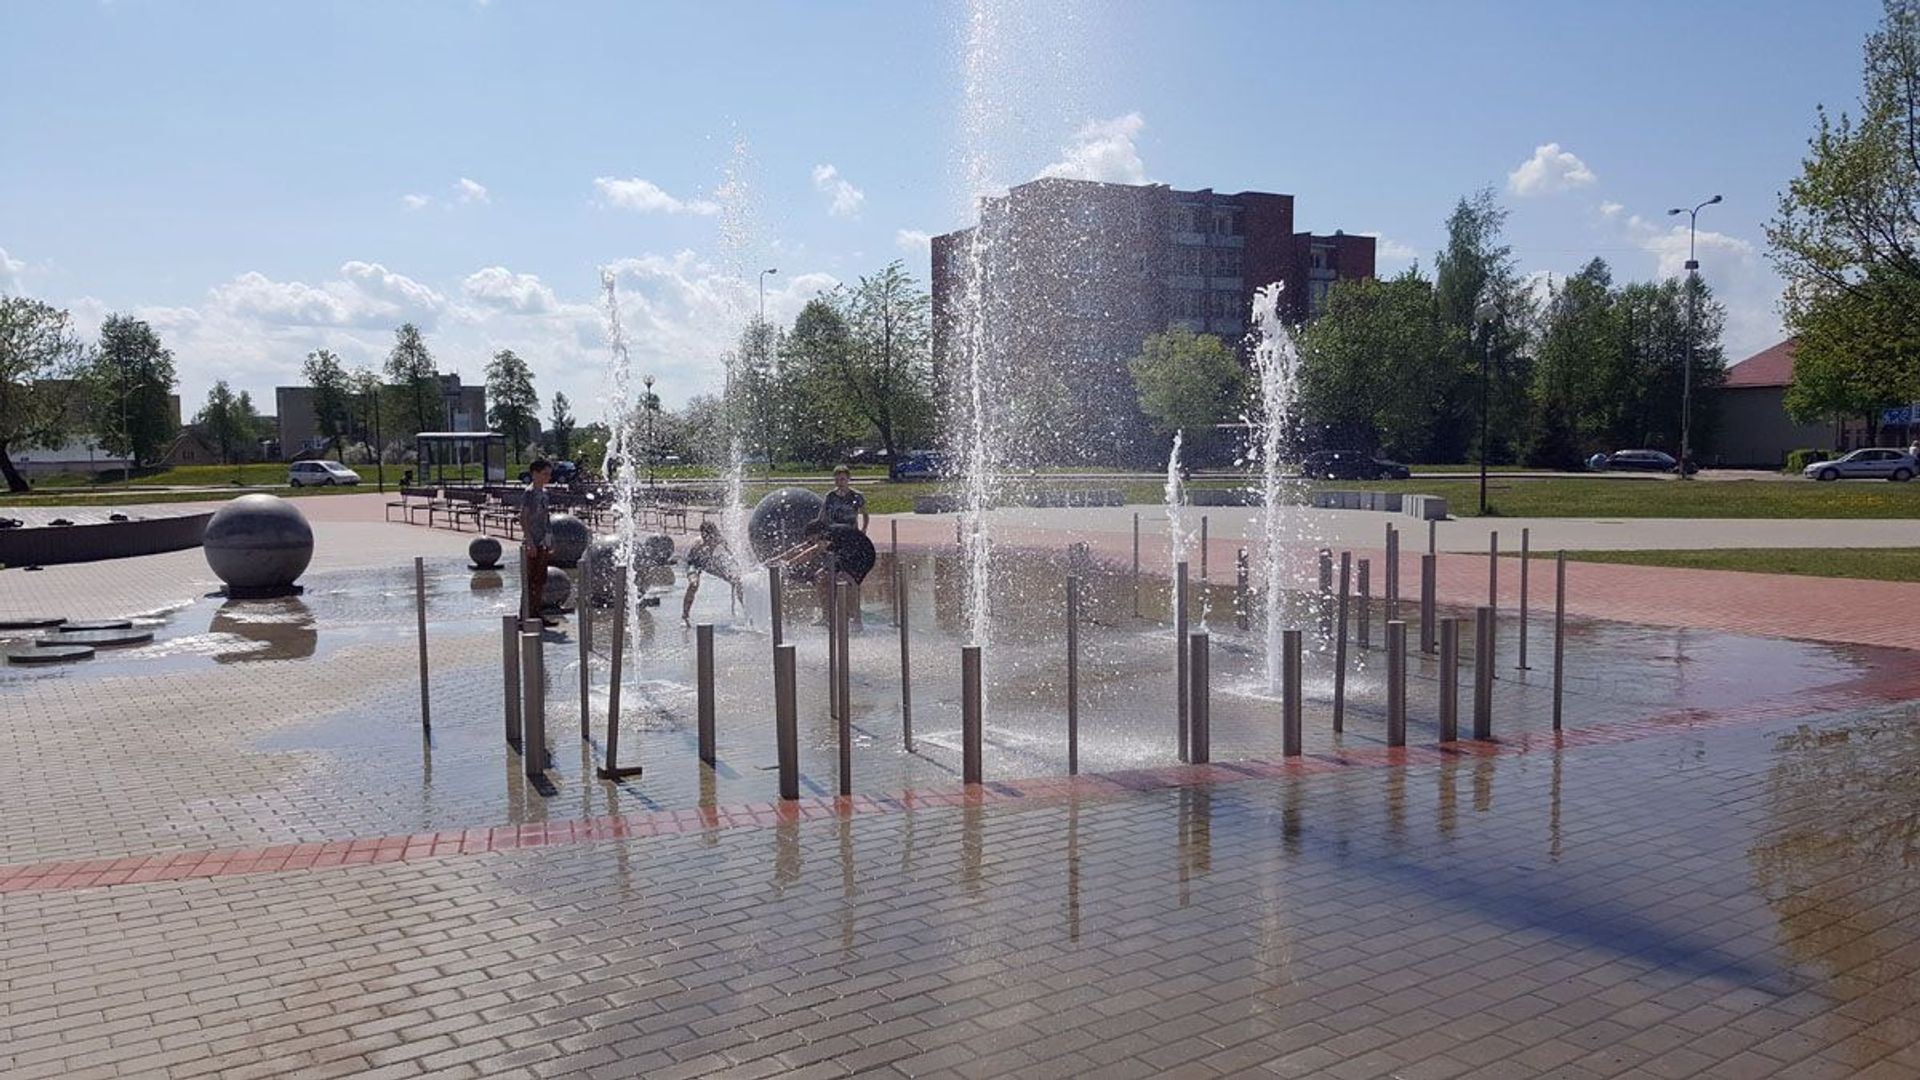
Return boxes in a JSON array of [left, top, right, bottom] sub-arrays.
[[1213, 250, 1242, 276], [1311, 246, 1331, 271]]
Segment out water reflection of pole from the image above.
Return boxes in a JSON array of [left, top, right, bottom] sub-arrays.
[[1438, 756, 1457, 838], [1550, 750, 1563, 861], [1067, 797, 1081, 942]]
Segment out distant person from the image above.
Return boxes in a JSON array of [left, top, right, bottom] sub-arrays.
[[680, 520, 743, 625], [817, 465, 869, 532], [774, 519, 876, 632], [520, 459, 558, 627], [1908, 439, 1918, 461]]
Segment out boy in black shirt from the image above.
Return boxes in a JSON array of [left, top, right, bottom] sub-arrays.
[[817, 465, 869, 532], [773, 518, 875, 631]]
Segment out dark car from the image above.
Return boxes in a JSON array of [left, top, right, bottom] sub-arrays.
[[1599, 449, 1697, 475], [889, 451, 950, 481], [518, 460, 581, 485], [1300, 451, 1411, 481]]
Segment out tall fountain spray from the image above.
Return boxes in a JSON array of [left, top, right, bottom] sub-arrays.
[[1247, 282, 1307, 691], [600, 269, 643, 637], [1163, 428, 1191, 567], [713, 137, 758, 571]]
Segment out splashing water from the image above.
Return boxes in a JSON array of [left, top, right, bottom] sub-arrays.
[[1163, 428, 1191, 568], [599, 269, 644, 639], [1246, 282, 1308, 691], [714, 137, 757, 577]]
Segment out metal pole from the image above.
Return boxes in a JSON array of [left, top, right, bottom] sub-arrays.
[[1282, 628, 1303, 755], [1235, 548, 1249, 631], [1188, 632, 1210, 764], [1518, 527, 1531, 671], [1488, 531, 1499, 674], [898, 562, 913, 752], [414, 557, 430, 734], [1357, 558, 1371, 650], [774, 643, 798, 800], [1199, 515, 1209, 580], [768, 562, 784, 648], [578, 551, 592, 740], [961, 645, 983, 785], [599, 580, 641, 779], [1131, 512, 1141, 617], [1554, 552, 1566, 732], [1317, 549, 1333, 637], [835, 580, 852, 796], [1439, 617, 1460, 743], [1386, 620, 1407, 748], [890, 520, 900, 628], [1332, 552, 1350, 731], [1066, 575, 1080, 775], [1428, 518, 1437, 557], [826, 558, 840, 720], [1473, 606, 1494, 740], [1420, 553, 1437, 655], [502, 614, 521, 751], [520, 629, 546, 776], [1175, 560, 1190, 762], [1386, 526, 1400, 623], [696, 623, 716, 766]]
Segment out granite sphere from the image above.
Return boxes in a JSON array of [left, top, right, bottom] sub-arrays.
[[541, 568, 573, 611], [547, 513, 590, 567], [749, 488, 824, 563], [468, 535, 502, 569], [584, 535, 676, 607], [203, 494, 313, 594]]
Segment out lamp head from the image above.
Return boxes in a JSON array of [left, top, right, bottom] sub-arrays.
[[1708, 194, 1723, 205], [764, 267, 779, 276], [1474, 300, 1498, 325], [1667, 208, 1684, 216]]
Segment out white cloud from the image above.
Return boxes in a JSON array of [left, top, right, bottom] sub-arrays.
[[895, 229, 933, 256], [1037, 112, 1149, 185], [810, 164, 865, 218], [208, 261, 445, 330], [1507, 143, 1597, 197], [593, 177, 720, 215], [461, 266, 557, 315], [455, 177, 489, 204], [1361, 232, 1418, 265], [1599, 200, 1624, 218], [0, 245, 24, 292], [400, 193, 433, 211], [1618, 211, 1779, 360]]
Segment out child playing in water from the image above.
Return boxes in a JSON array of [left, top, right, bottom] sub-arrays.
[[771, 518, 876, 632], [680, 520, 744, 625]]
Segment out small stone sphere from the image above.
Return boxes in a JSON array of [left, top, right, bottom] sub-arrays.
[[468, 536, 502, 569], [583, 535, 677, 606], [749, 488, 824, 563], [547, 513, 590, 568], [203, 494, 314, 593], [541, 568, 573, 611]]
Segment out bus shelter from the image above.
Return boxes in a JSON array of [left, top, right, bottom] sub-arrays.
[[414, 432, 508, 488]]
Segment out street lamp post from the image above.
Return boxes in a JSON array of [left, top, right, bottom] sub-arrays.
[[758, 268, 778, 470], [1667, 194, 1721, 478], [1475, 299, 1498, 516], [643, 373, 656, 486], [758, 268, 778, 325]]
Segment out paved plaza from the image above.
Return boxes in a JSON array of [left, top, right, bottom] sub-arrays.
[[3, 496, 1920, 1078]]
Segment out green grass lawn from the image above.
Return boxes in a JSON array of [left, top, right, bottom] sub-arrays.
[[1344, 475, 1920, 519], [1548, 547, 1920, 583]]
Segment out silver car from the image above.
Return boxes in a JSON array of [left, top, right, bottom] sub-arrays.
[[1803, 448, 1917, 482]]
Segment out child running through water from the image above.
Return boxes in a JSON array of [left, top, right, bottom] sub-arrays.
[[771, 518, 876, 632], [680, 520, 743, 625]]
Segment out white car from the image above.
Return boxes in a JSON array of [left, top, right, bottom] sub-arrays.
[[1803, 448, 1916, 482], [287, 460, 361, 487]]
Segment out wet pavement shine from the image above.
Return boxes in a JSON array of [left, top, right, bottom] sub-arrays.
[[4, 532, 1920, 1078]]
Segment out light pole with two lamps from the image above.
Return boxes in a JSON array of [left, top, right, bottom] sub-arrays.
[[1475, 299, 1499, 516], [1667, 194, 1721, 478], [643, 373, 656, 486]]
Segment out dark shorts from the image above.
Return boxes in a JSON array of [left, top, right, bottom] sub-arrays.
[[827, 530, 876, 584]]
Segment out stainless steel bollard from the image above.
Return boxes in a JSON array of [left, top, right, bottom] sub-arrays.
[[696, 623, 716, 766], [599, 580, 642, 779], [1333, 552, 1351, 730], [1235, 548, 1250, 631], [961, 645, 983, 785], [826, 561, 840, 720], [1318, 548, 1333, 636], [1554, 552, 1566, 732], [415, 557, 430, 734], [1386, 526, 1401, 623], [1199, 515, 1210, 580], [835, 580, 852, 796], [1428, 518, 1437, 556], [1066, 575, 1080, 775], [1283, 628, 1303, 755], [1357, 558, 1371, 649], [1474, 606, 1494, 740], [890, 520, 900, 628], [1131, 512, 1141, 617], [578, 551, 592, 740], [1386, 620, 1407, 748], [520, 629, 547, 776], [898, 562, 913, 752], [1175, 560, 1190, 762], [774, 643, 799, 800], [1439, 617, 1460, 742], [1420, 553, 1437, 655], [1189, 632, 1210, 764], [769, 562, 784, 648], [1488, 531, 1499, 674], [502, 614, 522, 751], [1518, 527, 1531, 671]]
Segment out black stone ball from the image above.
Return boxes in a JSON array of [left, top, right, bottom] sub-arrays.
[[748, 488, 824, 563]]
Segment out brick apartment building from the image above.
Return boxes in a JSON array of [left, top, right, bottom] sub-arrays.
[[277, 373, 484, 459], [930, 177, 1372, 463]]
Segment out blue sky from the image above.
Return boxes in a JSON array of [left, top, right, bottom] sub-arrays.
[[0, 0, 1882, 421]]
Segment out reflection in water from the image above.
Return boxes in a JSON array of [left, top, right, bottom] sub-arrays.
[[1438, 755, 1458, 838], [774, 814, 802, 893], [962, 799, 984, 898], [839, 816, 857, 955], [1067, 797, 1081, 942], [1473, 756, 1494, 814], [1177, 786, 1212, 906], [470, 570, 504, 592], [209, 599, 317, 663], [1386, 766, 1406, 845], [1550, 751, 1563, 862]]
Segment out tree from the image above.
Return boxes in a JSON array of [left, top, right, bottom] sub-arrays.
[[195, 380, 261, 465], [548, 392, 575, 460], [1127, 328, 1248, 459], [384, 323, 438, 438], [89, 314, 178, 469], [779, 298, 866, 465], [1297, 270, 1450, 459], [1770, 0, 1920, 420], [1528, 259, 1620, 463], [302, 349, 354, 460], [1432, 188, 1530, 464], [484, 349, 539, 461], [0, 296, 88, 492], [837, 261, 935, 457], [348, 366, 386, 477]]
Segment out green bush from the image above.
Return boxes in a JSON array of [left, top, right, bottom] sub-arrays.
[[1785, 448, 1831, 473]]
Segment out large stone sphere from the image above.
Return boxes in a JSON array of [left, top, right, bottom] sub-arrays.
[[749, 488, 824, 563], [468, 535, 502, 569], [542, 568, 573, 611], [203, 494, 313, 596], [547, 513, 590, 568], [584, 535, 677, 607]]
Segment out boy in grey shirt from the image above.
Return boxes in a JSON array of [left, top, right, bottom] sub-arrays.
[[521, 459, 556, 626]]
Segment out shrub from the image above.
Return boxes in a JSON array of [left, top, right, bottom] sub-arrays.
[[1785, 448, 1831, 472]]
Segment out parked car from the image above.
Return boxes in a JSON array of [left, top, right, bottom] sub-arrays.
[[889, 450, 950, 481], [1803, 447, 1917, 482], [287, 460, 361, 487], [1299, 451, 1411, 481], [518, 460, 580, 485], [1597, 449, 1698, 475]]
